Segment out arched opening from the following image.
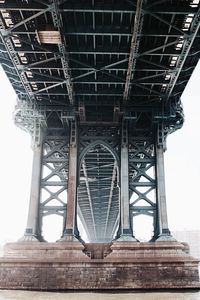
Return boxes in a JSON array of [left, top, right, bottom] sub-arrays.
[[77, 143, 120, 243], [42, 214, 63, 242], [40, 185, 67, 242], [132, 214, 154, 242]]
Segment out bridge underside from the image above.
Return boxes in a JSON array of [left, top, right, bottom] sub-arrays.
[[0, 0, 200, 290]]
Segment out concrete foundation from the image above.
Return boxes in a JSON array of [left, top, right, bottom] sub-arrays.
[[0, 241, 199, 290]]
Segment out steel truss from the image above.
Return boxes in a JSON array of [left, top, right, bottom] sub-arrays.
[[129, 137, 157, 237], [14, 97, 47, 146], [0, 0, 199, 242], [39, 134, 69, 238], [0, 0, 199, 117]]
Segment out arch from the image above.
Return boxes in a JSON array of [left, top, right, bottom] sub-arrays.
[[78, 139, 119, 173], [42, 214, 64, 242], [77, 141, 120, 242], [132, 214, 154, 242]]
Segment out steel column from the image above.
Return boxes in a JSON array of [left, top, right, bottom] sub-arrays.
[[23, 140, 43, 241], [155, 145, 174, 241], [62, 121, 79, 241], [118, 122, 137, 241]]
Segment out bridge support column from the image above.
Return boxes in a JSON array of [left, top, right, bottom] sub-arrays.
[[22, 140, 43, 241], [61, 121, 79, 241], [155, 144, 174, 241], [117, 122, 137, 241]]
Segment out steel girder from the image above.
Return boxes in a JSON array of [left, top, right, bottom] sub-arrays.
[[0, 0, 199, 115]]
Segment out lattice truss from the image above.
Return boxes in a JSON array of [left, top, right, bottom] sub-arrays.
[[14, 97, 46, 145], [129, 138, 156, 235], [0, 0, 199, 126], [39, 135, 69, 236], [77, 126, 120, 242]]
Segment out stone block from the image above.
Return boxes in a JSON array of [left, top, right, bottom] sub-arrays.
[[0, 241, 199, 290]]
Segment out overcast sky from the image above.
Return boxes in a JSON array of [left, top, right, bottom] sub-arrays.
[[165, 61, 200, 231], [0, 61, 199, 244]]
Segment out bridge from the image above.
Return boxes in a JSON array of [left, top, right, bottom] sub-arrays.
[[0, 0, 199, 290]]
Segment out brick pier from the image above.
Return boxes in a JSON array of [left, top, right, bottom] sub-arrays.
[[0, 241, 199, 290]]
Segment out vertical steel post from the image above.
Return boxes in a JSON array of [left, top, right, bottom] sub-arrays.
[[155, 131, 175, 241], [22, 139, 43, 241], [61, 120, 79, 241], [118, 122, 137, 241]]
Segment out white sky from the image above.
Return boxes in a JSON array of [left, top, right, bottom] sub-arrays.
[[0, 62, 200, 244], [165, 61, 200, 231]]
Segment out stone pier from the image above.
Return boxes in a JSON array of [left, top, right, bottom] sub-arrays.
[[0, 241, 199, 290]]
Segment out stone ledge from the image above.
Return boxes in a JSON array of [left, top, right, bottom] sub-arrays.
[[110, 241, 186, 250], [0, 258, 199, 265]]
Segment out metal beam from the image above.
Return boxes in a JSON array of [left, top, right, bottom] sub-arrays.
[[123, 0, 144, 102], [13, 35, 62, 57], [104, 161, 118, 238], [138, 58, 173, 71], [9, 7, 51, 32], [0, 29, 32, 100], [0, 3, 46, 10], [29, 70, 64, 82], [130, 206, 156, 211], [51, 1, 74, 105], [82, 160, 97, 239], [138, 39, 180, 58], [21, 56, 62, 71], [78, 99, 86, 122], [71, 57, 128, 81], [127, 1, 188, 35], [0, 3, 196, 15], [11, 29, 193, 38], [166, 7, 200, 99], [59, 8, 135, 14], [31, 80, 68, 95], [143, 9, 187, 36]]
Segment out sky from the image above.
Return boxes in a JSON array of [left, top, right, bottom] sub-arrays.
[[165, 61, 200, 231], [0, 61, 200, 245]]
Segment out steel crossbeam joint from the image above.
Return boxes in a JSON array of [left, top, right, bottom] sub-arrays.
[[14, 97, 47, 148]]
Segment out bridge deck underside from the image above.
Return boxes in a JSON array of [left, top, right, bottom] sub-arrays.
[[78, 144, 119, 242], [0, 0, 200, 241]]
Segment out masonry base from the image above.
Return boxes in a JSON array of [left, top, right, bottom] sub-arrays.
[[0, 241, 199, 290]]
